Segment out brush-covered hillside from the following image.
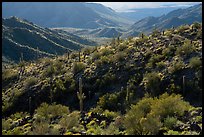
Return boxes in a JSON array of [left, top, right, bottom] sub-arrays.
[[2, 16, 96, 66], [2, 22, 202, 135]]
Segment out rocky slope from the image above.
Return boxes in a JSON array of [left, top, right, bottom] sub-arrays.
[[2, 23, 202, 135]]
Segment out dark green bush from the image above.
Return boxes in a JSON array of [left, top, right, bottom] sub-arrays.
[[189, 56, 202, 69], [72, 62, 86, 74], [124, 93, 192, 135]]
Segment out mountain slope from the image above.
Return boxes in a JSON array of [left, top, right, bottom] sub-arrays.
[[2, 2, 133, 29], [129, 4, 202, 34], [2, 17, 96, 63], [2, 23, 202, 135]]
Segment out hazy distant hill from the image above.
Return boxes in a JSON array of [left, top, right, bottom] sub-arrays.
[[129, 4, 202, 34], [2, 2, 133, 29], [119, 6, 182, 22], [2, 17, 97, 63]]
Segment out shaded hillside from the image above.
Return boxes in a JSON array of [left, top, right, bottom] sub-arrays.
[[2, 17, 97, 63], [2, 23, 202, 135], [129, 4, 202, 35], [2, 2, 133, 29]]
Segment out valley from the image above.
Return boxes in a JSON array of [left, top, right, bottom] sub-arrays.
[[1, 2, 202, 135]]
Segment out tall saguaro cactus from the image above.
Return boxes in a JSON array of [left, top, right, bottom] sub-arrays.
[[182, 76, 186, 95], [77, 77, 86, 112], [78, 51, 81, 62], [126, 84, 130, 106]]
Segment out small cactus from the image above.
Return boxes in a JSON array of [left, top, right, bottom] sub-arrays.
[[67, 51, 70, 60], [20, 52, 24, 62], [126, 84, 130, 106], [78, 51, 81, 62], [77, 77, 86, 112], [36, 47, 39, 59], [182, 76, 185, 95]]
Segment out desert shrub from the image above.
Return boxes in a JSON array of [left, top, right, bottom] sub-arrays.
[[2, 118, 12, 131], [148, 54, 164, 66], [118, 43, 127, 51], [100, 48, 114, 56], [59, 111, 80, 130], [164, 130, 180, 135], [192, 22, 201, 30], [177, 25, 189, 33], [176, 40, 195, 57], [124, 96, 160, 135], [168, 58, 185, 74], [72, 62, 86, 74], [163, 116, 177, 129], [2, 69, 18, 82], [152, 28, 160, 37], [31, 121, 50, 135], [97, 93, 118, 111], [142, 72, 162, 95], [124, 93, 192, 135], [43, 64, 56, 77], [24, 76, 37, 89], [54, 78, 66, 92], [70, 52, 78, 59], [189, 56, 202, 69], [82, 47, 91, 55], [114, 52, 127, 62], [91, 52, 101, 61], [151, 93, 191, 119], [102, 109, 120, 120], [156, 61, 166, 70], [100, 122, 121, 135], [33, 103, 69, 123]]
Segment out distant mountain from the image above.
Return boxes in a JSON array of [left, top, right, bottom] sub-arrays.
[[2, 17, 96, 63], [119, 7, 183, 22], [129, 4, 202, 34], [2, 2, 133, 29]]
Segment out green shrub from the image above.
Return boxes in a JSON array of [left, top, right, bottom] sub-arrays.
[[176, 40, 195, 56], [142, 72, 162, 95], [168, 58, 185, 74], [91, 52, 101, 61], [156, 61, 166, 70], [24, 77, 37, 89], [124, 93, 192, 135], [151, 93, 191, 119], [189, 57, 202, 69], [164, 130, 180, 135], [114, 52, 127, 62], [72, 62, 86, 74], [102, 109, 120, 120], [2, 69, 18, 82], [33, 103, 69, 122], [43, 64, 56, 77], [59, 111, 80, 130], [163, 116, 177, 129], [124, 96, 160, 135], [100, 48, 114, 56]]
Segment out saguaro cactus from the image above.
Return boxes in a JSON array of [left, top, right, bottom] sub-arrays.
[[78, 51, 81, 62], [182, 76, 186, 95], [77, 77, 86, 112], [126, 84, 130, 106], [141, 33, 144, 39], [36, 47, 39, 59], [19, 52, 24, 62], [67, 51, 70, 60]]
